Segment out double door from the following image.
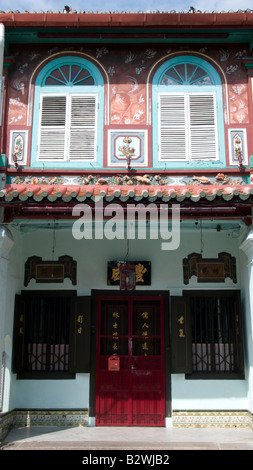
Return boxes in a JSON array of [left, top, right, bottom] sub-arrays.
[[95, 296, 165, 426]]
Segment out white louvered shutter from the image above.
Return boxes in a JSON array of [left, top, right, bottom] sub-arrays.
[[189, 93, 218, 160], [69, 94, 97, 161], [159, 94, 186, 160], [158, 92, 218, 162], [38, 95, 67, 161], [38, 93, 97, 162]]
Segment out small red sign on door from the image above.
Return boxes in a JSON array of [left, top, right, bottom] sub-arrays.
[[108, 355, 120, 371]]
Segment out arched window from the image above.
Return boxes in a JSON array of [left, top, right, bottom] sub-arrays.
[[43, 63, 95, 87], [152, 56, 225, 168], [31, 56, 104, 168]]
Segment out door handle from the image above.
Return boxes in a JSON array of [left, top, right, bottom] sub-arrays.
[[131, 365, 136, 372]]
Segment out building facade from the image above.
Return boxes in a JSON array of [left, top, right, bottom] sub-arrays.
[[1, 9, 253, 433]]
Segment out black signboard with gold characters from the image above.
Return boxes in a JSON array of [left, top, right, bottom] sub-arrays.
[[107, 261, 151, 286]]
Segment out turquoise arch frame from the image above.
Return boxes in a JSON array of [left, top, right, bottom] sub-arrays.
[[152, 55, 226, 169], [31, 56, 104, 169]]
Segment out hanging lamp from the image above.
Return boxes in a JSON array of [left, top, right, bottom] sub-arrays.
[[119, 238, 136, 290]]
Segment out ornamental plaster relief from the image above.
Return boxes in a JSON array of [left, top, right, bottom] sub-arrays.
[[110, 80, 146, 125], [228, 84, 249, 124], [5, 44, 250, 129], [10, 173, 247, 186]]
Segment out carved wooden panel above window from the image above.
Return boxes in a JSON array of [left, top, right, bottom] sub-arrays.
[[183, 252, 237, 284], [24, 255, 77, 285]]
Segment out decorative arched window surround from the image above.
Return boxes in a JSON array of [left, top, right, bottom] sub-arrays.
[[152, 55, 226, 169], [31, 56, 104, 169]]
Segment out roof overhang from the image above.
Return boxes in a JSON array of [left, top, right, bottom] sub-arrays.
[[2, 11, 253, 46], [1, 183, 252, 223], [1, 11, 253, 28]]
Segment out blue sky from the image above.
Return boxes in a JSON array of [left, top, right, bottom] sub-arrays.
[[0, 0, 251, 13]]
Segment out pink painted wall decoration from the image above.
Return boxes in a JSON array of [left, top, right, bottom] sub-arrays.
[[4, 43, 252, 166]]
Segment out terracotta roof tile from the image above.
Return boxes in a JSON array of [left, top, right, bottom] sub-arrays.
[[1, 183, 253, 204], [1, 10, 253, 29], [0, 9, 252, 13]]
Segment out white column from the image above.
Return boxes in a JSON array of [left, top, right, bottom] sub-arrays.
[[240, 229, 253, 413], [0, 23, 4, 126], [0, 225, 13, 411], [0, 24, 4, 79]]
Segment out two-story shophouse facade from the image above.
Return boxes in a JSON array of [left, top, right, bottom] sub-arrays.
[[1, 9, 253, 432]]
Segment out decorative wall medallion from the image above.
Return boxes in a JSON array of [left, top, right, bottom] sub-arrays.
[[183, 252, 237, 284], [108, 130, 148, 167], [24, 255, 77, 285], [9, 130, 28, 166], [107, 261, 151, 286], [228, 129, 248, 166]]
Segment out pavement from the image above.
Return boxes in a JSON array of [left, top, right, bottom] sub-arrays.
[[1, 424, 253, 451]]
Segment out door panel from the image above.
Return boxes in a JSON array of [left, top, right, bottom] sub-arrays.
[[95, 296, 165, 426]]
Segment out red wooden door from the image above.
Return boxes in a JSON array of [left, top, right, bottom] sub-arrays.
[[95, 296, 165, 426]]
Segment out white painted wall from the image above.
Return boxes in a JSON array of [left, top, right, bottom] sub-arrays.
[[11, 374, 90, 409], [0, 226, 22, 412], [2, 219, 250, 412], [172, 376, 248, 410], [239, 228, 253, 414], [21, 221, 242, 294]]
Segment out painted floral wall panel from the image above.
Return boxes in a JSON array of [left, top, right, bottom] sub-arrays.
[[7, 86, 28, 126], [110, 81, 146, 125], [228, 84, 249, 124]]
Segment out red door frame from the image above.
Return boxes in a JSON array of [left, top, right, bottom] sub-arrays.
[[95, 295, 165, 426]]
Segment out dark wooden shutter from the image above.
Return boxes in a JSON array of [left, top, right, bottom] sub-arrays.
[[170, 296, 192, 373], [69, 296, 91, 373], [232, 291, 245, 377], [12, 294, 26, 373]]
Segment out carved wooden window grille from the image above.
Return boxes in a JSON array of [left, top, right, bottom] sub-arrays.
[[189, 293, 242, 376], [24, 294, 71, 374]]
